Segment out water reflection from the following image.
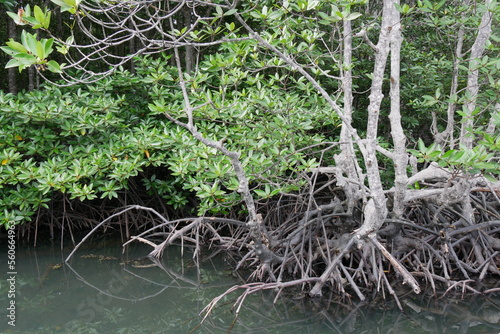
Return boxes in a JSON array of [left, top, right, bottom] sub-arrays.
[[1, 237, 499, 333]]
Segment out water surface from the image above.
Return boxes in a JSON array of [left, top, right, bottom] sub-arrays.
[[1, 235, 499, 333]]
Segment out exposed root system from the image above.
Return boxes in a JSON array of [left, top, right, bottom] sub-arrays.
[[65, 175, 500, 312]]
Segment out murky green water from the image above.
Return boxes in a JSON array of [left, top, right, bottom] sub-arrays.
[[1, 234, 500, 333]]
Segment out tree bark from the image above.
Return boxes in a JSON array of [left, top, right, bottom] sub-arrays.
[[7, 18, 17, 94], [335, 18, 363, 215], [460, 0, 493, 149], [354, 0, 399, 237], [434, 25, 464, 149], [388, 0, 407, 220]]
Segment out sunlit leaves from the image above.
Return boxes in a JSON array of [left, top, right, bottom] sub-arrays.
[[1, 31, 62, 73], [417, 0, 446, 12], [51, 0, 81, 14], [7, 4, 51, 28], [2, 4, 71, 73], [0, 149, 21, 166], [56, 35, 74, 55], [194, 181, 226, 199], [6, 5, 31, 25], [410, 139, 500, 178], [32, 5, 52, 29], [46, 60, 63, 73]]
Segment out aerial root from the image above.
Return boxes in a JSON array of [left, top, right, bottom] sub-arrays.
[[369, 236, 421, 294], [309, 237, 355, 297]]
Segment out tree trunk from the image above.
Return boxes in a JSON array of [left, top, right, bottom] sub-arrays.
[[335, 18, 363, 216], [7, 18, 18, 94], [457, 0, 494, 232], [169, 46, 281, 269], [28, 66, 35, 91], [388, 0, 407, 220], [354, 0, 399, 237], [460, 0, 493, 149], [434, 25, 464, 149]]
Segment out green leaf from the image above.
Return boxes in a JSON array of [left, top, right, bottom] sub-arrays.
[[7, 11, 26, 25], [31, 6, 51, 29], [21, 31, 38, 55], [56, 35, 73, 55], [307, 0, 320, 10], [435, 87, 441, 99], [33, 5, 44, 25], [254, 189, 268, 197], [46, 60, 63, 73], [13, 53, 37, 65], [43, 39, 54, 58], [449, 151, 465, 164], [51, 0, 80, 14], [345, 12, 362, 21], [45, 10, 52, 29], [473, 162, 499, 170], [5, 40, 27, 53], [5, 58, 23, 69], [215, 5, 223, 16], [268, 10, 284, 20], [1, 46, 19, 57], [408, 149, 419, 157], [435, 0, 446, 10], [51, 0, 68, 9], [224, 8, 237, 16], [23, 17, 39, 26], [484, 174, 499, 182], [441, 149, 456, 159], [66, 35, 74, 46], [417, 138, 426, 152], [36, 41, 45, 60], [428, 150, 442, 159], [24, 4, 32, 17], [396, 3, 412, 14], [270, 188, 281, 197]]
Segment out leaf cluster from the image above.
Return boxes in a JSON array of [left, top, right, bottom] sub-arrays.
[[2, 4, 70, 73], [409, 138, 500, 181]]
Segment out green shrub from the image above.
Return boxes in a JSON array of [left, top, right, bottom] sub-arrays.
[[0, 56, 339, 228]]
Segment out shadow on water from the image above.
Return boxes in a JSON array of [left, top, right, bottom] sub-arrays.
[[1, 236, 500, 333]]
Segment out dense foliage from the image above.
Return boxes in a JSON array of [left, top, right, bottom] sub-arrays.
[[0, 55, 336, 226]]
